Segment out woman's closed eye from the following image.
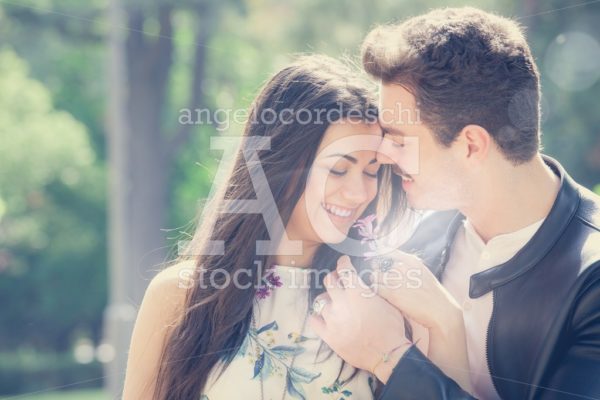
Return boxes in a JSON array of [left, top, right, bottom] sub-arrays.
[[364, 167, 380, 178], [329, 168, 380, 178], [329, 168, 347, 176]]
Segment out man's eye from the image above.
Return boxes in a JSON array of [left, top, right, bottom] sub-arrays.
[[364, 171, 379, 178], [330, 169, 347, 176]]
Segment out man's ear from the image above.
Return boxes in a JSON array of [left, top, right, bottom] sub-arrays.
[[457, 124, 492, 162]]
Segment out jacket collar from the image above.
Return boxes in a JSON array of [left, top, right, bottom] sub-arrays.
[[443, 156, 581, 298]]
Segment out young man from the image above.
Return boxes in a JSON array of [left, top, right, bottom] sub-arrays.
[[309, 7, 600, 399]]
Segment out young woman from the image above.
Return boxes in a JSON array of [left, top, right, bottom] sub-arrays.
[[122, 54, 403, 400]]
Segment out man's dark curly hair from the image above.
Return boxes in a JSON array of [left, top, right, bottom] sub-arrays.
[[362, 7, 541, 165]]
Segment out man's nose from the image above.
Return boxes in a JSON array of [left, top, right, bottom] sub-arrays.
[[376, 137, 397, 165]]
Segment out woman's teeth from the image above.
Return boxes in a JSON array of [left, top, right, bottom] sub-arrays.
[[322, 203, 354, 218]]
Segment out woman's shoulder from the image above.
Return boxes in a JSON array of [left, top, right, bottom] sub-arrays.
[[122, 258, 199, 398], [150, 258, 198, 289], [144, 258, 198, 315]]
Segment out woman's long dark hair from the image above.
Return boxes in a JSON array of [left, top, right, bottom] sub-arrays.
[[153, 54, 404, 399]]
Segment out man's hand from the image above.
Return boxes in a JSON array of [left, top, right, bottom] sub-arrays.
[[308, 256, 412, 383], [371, 250, 463, 333]]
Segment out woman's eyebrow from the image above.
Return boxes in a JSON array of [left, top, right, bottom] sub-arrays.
[[325, 154, 378, 164]]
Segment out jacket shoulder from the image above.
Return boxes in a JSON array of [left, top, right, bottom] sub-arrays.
[[573, 185, 600, 274], [576, 184, 600, 230], [400, 210, 461, 274]]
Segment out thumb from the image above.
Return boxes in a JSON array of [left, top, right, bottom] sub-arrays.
[[337, 255, 355, 271], [337, 256, 367, 294]]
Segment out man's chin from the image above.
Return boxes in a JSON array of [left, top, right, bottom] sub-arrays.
[[405, 193, 424, 210], [409, 204, 458, 214], [406, 196, 455, 212]]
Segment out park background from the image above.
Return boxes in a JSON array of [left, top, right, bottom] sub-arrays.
[[0, 0, 599, 398]]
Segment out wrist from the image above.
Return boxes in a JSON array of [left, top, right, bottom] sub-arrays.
[[371, 342, 412, 384], [430, 308, 464, 338]]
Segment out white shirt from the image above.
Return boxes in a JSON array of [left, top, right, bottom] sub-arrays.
[[441, 217, 545, 400]]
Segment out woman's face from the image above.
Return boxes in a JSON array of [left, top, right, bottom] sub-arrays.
[[287, 119, 383, 246]]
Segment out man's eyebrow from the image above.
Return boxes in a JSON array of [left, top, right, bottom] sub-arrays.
[[381, 126, 406, 136], [325, 154, 378, 164]]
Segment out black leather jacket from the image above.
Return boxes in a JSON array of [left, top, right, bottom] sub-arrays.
[[379, 156, 600, 400]]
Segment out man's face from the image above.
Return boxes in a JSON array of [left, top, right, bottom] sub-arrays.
[[377, 83, 467, 210]]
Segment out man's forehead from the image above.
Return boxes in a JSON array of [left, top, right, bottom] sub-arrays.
[[378, 89, 421, 129]]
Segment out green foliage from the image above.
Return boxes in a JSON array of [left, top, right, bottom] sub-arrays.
[[0, 389, 108, 400], [0, 48, 106, 353], [0, 49, 94, 198], [0, 350, 104, 396]]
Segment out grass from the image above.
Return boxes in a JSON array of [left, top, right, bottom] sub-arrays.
[[0, 389, 109, 400]]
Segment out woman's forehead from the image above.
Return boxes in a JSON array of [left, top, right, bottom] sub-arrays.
[[318, 120, 382, 152]]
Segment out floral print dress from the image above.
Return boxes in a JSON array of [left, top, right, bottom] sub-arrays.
[[200, 265, 377, 400]]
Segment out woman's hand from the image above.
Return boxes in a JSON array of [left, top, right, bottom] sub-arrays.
[[366, 253, 473, 393], [309, 257, 412, 384]]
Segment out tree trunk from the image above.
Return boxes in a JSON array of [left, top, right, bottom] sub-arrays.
[[103, 0, 172, 396], [104, 0, 134, 396], [104, 1, 211, 396]]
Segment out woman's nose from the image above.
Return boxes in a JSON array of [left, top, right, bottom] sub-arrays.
[[341, 175, 369, 204]]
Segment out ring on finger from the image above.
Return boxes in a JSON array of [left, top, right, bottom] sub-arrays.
[[311, 298, 329, 317], [337, 269, 353, 288], [373, 256, 395, 272]]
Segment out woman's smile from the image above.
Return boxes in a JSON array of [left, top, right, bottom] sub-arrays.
[[321, 201, 359, 228]]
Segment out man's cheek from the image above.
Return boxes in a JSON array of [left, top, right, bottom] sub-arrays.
[[402, 137, 421, 175]]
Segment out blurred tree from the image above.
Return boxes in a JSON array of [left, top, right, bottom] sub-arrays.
[[511, 0, 600, 188], [0, 48, 103, 352], [0, 0, 109, 356], [105, 0, 243, 395], [0, 0, 106, 158]]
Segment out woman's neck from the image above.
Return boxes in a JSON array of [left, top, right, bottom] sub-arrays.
[[273, 236, 319, 268]]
